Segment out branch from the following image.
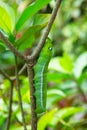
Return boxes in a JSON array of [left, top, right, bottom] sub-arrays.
[[14, 56, 27, 130], [18, 64, 27, 75], [6, 81, 13, 130], [0, 31, 26, 61], [11, 64, 27, 81], [0, 69, 11, 81], [27, 64, 37, 130], [27, 0, 62, 61]]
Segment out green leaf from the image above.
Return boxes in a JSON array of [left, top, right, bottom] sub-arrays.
[[0, 42, 6, 52], [33, 14, 51, 25], [47, 89, 66, 100], [20, 76, 30, 103], [80, 79, 87, 96], [17, 35, 35, 51], [37, 108, 57, 130], [0, 51, 15, 68], [47, 72, 70, 83], [16, 24, 47, 50], [59, 53, 73, 73], [0, 112, 5, 128], [49, 54, 73, 74], [73, 52, 87, 78], [50, 107, 84, 126], [16, 0, 51, 31], [49, 57, 65, 72], [10, 125, 31, 130], [47, 89, 66, 108], [59, 82, 77, 98], [0, 1, 15, 33]]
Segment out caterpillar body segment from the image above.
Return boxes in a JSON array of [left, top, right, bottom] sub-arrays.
[[34, 38, 53, 114]]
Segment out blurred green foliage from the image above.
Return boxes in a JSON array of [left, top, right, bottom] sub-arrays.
[[0, 0, 87, 130]]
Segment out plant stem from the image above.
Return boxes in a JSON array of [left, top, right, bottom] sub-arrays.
[[0, 69, 11, 81], [6, 81, 13, 130], [11, 64, 27, 81], [27, 64, 37, 130], [15, 56, 27, 130]]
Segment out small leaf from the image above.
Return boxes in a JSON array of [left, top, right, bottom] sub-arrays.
[[47, 89, 66, 108], [0, 1, 15, 33], [73, 52, 87, 78], [37, 108, 57, 130], [0, 42, 6, 52], [49, 54, 73, 74], [48, 89, 66, 97], [50, 107, 84, 126], [16, 24, 47, 50], [47, 72, 70, 83], [59, 53, 73, 73], [16, 0, 51, 31], [33, 14, 51, 25], [81, 79, 87, 95], [10, 125, 31, 130], [48, 57, 64, 72], [0, 112, 5, 127], [0, 51, 15, 68]]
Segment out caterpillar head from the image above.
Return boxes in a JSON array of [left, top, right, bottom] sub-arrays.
[[42, 38, 53, 57]]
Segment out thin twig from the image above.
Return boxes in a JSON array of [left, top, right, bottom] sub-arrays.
[[6, 81, 13, 130], [0, 31, 26, 61], [27, 64, 37, 130], [27, 0, 62, 61], [11, 64, 27, 81], [0, 64, 26, 81], [18, 64, 27, 75], [14, 56, 27, 130], [0, 69, 11, 81]]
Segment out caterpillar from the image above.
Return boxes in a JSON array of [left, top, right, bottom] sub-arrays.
[[34, 38, 53, 114]]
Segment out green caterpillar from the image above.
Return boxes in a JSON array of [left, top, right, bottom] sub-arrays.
[[34, 38, 53, 114]]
